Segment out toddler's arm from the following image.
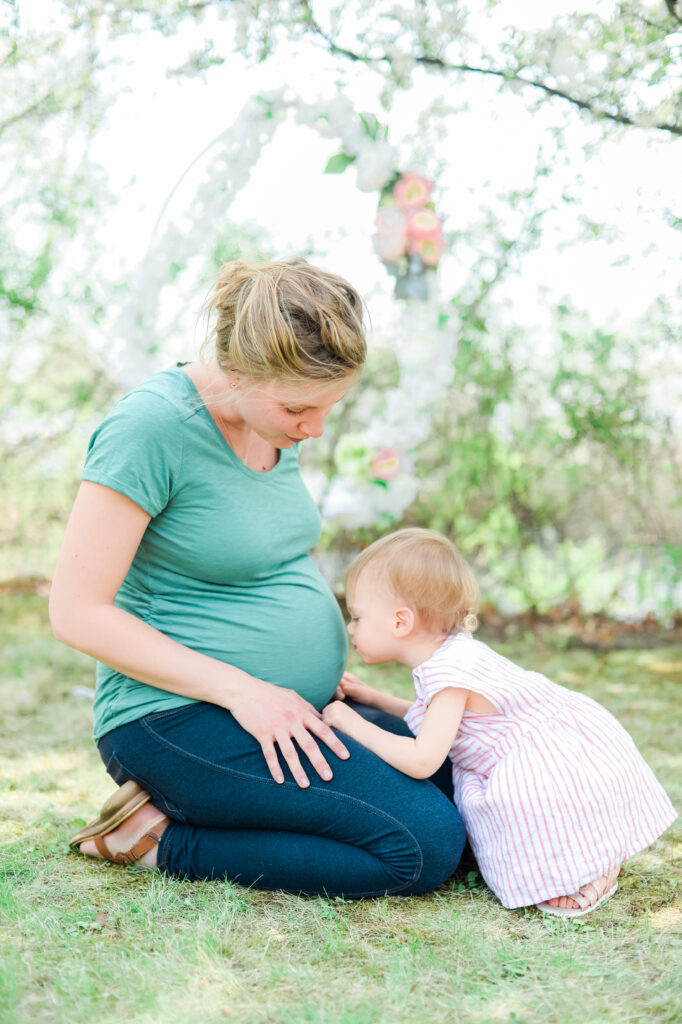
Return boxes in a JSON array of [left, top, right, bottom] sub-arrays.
[[323, 687, 466, 778], [335, 671, 412, 718]]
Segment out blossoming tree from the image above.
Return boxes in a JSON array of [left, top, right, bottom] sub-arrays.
[[3, 0, 681, 616]]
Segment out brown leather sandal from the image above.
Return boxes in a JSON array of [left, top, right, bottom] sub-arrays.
[[90, 813, 169, 866], [69, 780, 152, 849]]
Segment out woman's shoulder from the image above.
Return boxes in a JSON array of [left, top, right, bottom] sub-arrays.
[[87, 365, 196, 454], [116, 365, 199, 419], [90, 367, 201, 447], [83, 368, 198, 515]]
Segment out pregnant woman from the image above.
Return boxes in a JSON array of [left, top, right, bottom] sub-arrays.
[[50, 257, 465, 897]]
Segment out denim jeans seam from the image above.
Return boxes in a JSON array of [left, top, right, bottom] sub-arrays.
[[139, 717, 425, 893]]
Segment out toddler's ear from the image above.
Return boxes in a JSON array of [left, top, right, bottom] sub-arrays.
[[394, 606, 415, 636]]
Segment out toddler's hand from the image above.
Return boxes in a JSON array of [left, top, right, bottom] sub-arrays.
[[334, 671, 378, 705], [322, 699, 364, 736]]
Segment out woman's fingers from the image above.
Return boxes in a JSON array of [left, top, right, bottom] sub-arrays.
[[305, 714, 350, 760], [275, 732, 311, 788], [259, 738, 286, 785], [230, 681, 351, 788], [282, 716, 351, 787], [261, 718, 351, 789]]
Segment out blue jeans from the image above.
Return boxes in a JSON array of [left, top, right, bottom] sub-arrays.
[[97, 700, 465, 898]]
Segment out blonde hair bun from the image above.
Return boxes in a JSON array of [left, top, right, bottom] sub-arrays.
[[203, 256, 366, 383]]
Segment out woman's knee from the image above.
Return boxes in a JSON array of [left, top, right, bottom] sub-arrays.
[[411, 805, 466, 894], [389, 789, 465, 895]]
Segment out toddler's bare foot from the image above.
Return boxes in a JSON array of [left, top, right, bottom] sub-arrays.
[[544, 866, 621, 912], [77, 802, 169, 869]]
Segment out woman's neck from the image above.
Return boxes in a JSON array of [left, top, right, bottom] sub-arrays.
[[182, 360, 277, 472]]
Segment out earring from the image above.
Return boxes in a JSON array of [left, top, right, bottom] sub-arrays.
[[230, 380, 239, 389]]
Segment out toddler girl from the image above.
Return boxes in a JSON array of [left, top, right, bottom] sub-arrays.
[[322, 528, 676, 916]]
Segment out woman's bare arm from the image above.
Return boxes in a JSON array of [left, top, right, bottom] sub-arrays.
[[49, 481, 349, 787]]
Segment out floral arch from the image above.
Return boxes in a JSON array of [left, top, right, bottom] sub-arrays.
[[112, 89, 458, 530]]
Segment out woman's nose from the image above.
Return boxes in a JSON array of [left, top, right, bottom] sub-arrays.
[[300, 410, 326, 438]]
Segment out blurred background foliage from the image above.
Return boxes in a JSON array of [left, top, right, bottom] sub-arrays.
[[1, 0, 681, 621]]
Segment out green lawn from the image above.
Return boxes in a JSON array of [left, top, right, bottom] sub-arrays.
[[1, 594, 680, 1024]]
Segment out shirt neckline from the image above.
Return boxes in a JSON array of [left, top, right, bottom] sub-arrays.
[[172, 363, 290, 480]]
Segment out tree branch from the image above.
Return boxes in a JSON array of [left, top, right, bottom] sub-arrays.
[[422, 58, 682, 138], [665, 0, 682, 25], [300, 4, 681, 138], [0, 94, 57, 138]]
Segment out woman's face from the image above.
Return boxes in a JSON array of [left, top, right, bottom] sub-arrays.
[[233, 377, 353, 448]]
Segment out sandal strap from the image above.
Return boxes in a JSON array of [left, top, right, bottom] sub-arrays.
[[566, 887, 593, 910], [566, 873, 612, 910], [110, 830, 164, 866], [91, 819, 168, 865], [93, 833, 113, 861]]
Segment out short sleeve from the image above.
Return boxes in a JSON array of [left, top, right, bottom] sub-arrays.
[[418, 664, 468, 707], [82, 389, 183, 517]]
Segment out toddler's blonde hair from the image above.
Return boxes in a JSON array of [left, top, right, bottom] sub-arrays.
[[202, 256, 366, 384], [346, 528, 479, 634]]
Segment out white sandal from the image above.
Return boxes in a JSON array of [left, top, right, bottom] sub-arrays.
[[537, 873, 619, 918]]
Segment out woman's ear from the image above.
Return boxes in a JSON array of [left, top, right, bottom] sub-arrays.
[[394, 606, 415, 637]]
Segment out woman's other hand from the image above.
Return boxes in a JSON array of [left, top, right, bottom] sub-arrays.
[[228, 679, 350, 788]]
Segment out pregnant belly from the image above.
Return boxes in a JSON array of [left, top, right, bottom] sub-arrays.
[[146, 574, 348, 710]]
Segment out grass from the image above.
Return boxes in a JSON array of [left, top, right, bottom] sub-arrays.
[[1, 593, 680, 1024]]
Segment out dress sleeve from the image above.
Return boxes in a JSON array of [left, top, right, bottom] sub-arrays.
[[82, 389, 184, 517], [403, 665, 464, 736], [418, 661, 470, 706]]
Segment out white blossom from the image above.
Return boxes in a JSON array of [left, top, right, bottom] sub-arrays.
[[355, 141, 398, 192], [341, 120, 371, 157], [550, 42, 583, 88], [322, 478, 380, 528], [373, 473, 420, 517], [300, 469, 329, 504]]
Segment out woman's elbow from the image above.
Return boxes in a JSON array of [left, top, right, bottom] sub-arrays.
[[49, 595, 82, 648], [49, 609, 73, 647]]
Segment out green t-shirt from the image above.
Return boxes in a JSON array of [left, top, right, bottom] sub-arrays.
[[82, 366, 347, 740]]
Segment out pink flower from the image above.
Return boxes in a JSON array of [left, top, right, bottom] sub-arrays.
[[372, 448, 400, 482], [405, 208, 444, 266], [393, 174, 433, 210], [405, 207, 441, 240], [373, 207, 408, 262], [411, 235, 445, 266]]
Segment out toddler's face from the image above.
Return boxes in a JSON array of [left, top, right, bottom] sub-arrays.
[[346, 569, 401, 665]]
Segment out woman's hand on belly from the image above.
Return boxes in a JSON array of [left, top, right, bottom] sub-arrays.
[[227, 677, 350, 788]]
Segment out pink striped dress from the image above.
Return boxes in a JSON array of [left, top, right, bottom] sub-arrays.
[[404, 632, 677, 909]]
